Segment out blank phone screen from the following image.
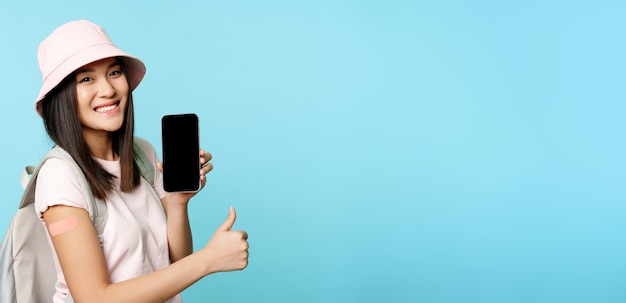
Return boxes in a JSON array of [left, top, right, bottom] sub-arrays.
[[161, 114, 200, 192]]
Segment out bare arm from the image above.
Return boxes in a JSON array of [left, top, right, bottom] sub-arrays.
[[159, 150, 214, 262], [161, 199, 193, 261], [44, 205, 247, 303]]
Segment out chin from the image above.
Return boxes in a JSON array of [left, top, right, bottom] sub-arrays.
[[97, 121, 125, 133]]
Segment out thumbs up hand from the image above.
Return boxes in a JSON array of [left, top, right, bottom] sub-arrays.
[[202, 207, 249, 273]]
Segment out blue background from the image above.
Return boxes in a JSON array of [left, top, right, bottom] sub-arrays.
[[1, 1, 625, 302]]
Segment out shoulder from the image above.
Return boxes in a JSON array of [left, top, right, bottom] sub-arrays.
[[35, 158, 87, 215], [37, 146, 84, 186], [38, 157, 79, 183]]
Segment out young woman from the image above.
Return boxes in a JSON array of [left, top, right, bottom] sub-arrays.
[[33, 20, 248, 303]]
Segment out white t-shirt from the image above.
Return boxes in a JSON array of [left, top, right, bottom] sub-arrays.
[[35, 141, 182, 303]]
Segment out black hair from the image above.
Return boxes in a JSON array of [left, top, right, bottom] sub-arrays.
[[40, 58, 140, 200]]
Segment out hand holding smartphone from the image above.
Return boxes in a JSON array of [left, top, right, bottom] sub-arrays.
[[161, 113, 201, 192]]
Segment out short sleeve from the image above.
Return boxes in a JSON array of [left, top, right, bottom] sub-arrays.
[[35, 158, 88, 219]]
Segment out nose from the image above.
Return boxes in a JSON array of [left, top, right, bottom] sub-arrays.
[[97, 78, 116, 98]]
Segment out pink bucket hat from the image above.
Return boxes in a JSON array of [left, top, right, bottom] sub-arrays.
[[35, 19, 146, 115]]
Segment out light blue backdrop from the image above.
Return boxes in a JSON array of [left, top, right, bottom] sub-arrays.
[[1, 1, 625, 302]]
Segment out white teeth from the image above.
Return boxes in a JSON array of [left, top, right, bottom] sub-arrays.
[[95, 104, 117, 113]]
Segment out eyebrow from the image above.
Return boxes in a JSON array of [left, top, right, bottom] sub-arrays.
[[75, 61, 121, 74]]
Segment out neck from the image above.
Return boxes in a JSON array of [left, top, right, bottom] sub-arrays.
[[82, 130, 117, 160]]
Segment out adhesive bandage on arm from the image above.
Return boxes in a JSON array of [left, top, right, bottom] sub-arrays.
[[48, 216, 80, 237]]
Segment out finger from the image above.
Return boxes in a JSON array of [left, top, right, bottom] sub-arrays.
[[218, 207, 236, 231], [201, 163, 213, 173], [199, 149, 213, 160], [200, 174, 207, 188], [200, 151, 212, 162], [204, 152, 212, 162], [200, 152, 212, 169], [157, 161, 163, 173], [240, 230, 248, 240], [199, 150, 206, 167]]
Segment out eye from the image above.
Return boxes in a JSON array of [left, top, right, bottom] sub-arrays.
[[78, 77, 92, 83], [109, 70, 123, 77]]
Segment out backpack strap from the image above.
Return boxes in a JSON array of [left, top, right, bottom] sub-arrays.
[[134, 137, 155, 188], [20, 165, 36, 190]]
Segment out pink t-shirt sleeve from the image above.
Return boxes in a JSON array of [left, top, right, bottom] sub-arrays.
[[35, 158, 88, 219]]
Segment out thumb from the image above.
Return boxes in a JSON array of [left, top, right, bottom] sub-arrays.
[[218, 207, 236, 231]]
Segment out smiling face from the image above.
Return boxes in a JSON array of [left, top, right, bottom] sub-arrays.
[[74, 57, 129, 140]]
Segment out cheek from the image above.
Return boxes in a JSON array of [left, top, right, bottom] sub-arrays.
[[75, 93, 92, 124], [116, 78, 130, 96], [115, 80, 130, 107], [75, 86, 93, 108]]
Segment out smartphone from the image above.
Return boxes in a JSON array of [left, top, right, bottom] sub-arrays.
[[161, 113, 201, 192]]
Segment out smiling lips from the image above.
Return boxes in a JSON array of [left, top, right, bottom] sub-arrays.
[[94, 101, 119, 113]]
